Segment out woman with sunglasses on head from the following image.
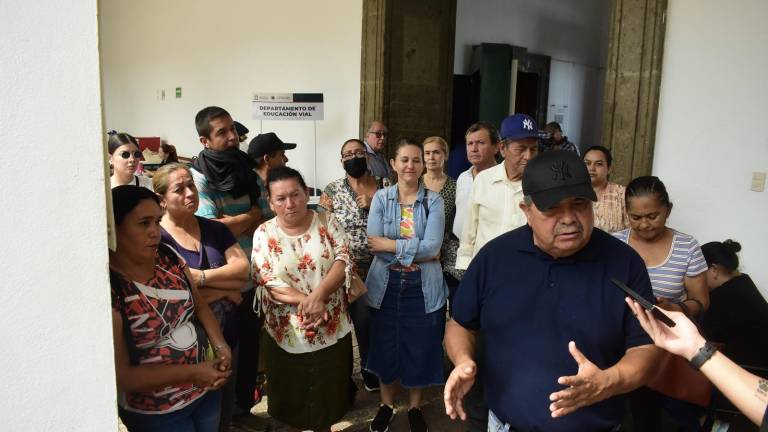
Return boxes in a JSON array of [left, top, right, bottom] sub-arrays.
[[319, 138, 382, 393], [110, 185, 231, 432], [108, 131, 153, 190]]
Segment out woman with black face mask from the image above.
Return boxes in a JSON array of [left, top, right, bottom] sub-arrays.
[[319, 138, 382, 393]]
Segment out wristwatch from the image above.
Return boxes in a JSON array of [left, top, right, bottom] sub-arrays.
[[689, 341, 717, 370]]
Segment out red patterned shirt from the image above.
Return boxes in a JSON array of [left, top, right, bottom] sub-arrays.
[[110, 244, 206, 414]]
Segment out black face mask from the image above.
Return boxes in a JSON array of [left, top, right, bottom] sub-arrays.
[[343, 157, 368, 178]]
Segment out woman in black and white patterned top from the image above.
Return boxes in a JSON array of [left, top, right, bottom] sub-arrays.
[[319, 138, 382, 392]]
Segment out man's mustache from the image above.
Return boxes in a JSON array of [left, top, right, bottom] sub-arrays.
[[554, 222, 583, 235]]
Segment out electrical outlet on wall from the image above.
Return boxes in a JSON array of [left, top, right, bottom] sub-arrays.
[[751, 172, 766, 192]]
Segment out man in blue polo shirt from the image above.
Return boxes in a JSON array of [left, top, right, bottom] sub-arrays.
[[444, 150, 660, 431]]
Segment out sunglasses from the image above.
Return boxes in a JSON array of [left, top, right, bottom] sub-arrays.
[[118, 151, 143, 160], [368, 131, 387, 138]]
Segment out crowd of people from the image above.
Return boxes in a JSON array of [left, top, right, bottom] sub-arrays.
[[107, 106, 767, 432]]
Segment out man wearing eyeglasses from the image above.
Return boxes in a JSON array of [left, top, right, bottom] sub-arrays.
[[363, 120, 393, 181]]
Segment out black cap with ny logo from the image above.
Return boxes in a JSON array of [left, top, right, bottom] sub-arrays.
[[522, 150, 597, 210]]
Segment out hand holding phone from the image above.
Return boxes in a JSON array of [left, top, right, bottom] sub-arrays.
[[610, 277, 676, 327]]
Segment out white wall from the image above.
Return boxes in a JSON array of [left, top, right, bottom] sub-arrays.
[[100, 0, 363, 191], [654, 0, 768, 297], [454, 0, 609, 149], [0, 0, 117, 430]]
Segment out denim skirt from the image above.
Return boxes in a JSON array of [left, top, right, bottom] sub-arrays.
[[365, 269, 445, 388]]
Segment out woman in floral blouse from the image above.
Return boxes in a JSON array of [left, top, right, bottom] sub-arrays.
[[251, 166, 353, 431], [319, 138, 381, 391], [583, 146, 628, 233]]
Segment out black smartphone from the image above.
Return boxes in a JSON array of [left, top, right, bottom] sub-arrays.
[[610, 277, 676, 327]]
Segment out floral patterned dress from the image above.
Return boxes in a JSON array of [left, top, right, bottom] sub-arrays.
[[593, 182, 628, 233], [319, 177, 377, 274], [252, 211, 353, 354]]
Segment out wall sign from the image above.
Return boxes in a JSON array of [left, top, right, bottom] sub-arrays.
[[252, 93, 324, 120]]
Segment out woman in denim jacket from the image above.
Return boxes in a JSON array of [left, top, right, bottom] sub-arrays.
[[364, 139, 447, 432]]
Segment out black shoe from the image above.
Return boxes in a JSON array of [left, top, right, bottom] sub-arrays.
[[408, 407, 428, 432], [362, 370, 381, 392], [370, 404, 395, 432]]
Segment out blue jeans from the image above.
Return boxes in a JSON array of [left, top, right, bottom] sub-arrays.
[[119, 390, 222, 432], [488, 410, 622, 432], [488, 410, 510, 432]]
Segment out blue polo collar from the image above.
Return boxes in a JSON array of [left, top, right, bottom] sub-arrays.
[[516, 224, 598, 262]]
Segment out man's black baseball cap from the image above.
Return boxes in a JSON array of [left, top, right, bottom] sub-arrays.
[[234, 121, 249, 137], [522, 150, 597, 210], [247, 132, 297, 160]]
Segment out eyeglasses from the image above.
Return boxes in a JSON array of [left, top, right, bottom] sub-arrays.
[[368, 131, 387, 138], [118, 151, 143, 160], [341, 150, 367, 161]]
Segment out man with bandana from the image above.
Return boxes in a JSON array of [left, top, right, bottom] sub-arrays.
[[191, 106, 267, 431]]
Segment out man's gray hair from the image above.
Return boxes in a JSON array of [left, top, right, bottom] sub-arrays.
[[523, 195, 534, 206]]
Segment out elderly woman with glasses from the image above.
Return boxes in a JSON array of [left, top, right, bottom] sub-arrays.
[[108, 131, 154, 190], [319, 138, 383, 392]]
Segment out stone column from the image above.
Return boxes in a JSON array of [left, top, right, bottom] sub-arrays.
[[360, 0, 457, 158], [601, 0, 667, 185]]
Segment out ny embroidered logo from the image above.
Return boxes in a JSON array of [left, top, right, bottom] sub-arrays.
[[551, 161, 572, 182], [522, 119, 534, 130]]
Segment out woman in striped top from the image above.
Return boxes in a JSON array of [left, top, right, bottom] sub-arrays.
[[616, 176, 710, 431], [613, 176, 709, 317]]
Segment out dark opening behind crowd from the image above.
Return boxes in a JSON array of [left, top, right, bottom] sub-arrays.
[[107, 106, 768, 432]]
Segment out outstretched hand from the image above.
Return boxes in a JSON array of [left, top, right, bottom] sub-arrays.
[[444, 360, 477, 420], [625, 298, 705, 361], [549, 341, 614, 418]]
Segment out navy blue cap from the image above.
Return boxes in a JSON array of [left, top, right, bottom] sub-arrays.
[[500, 114, 542, 141]]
